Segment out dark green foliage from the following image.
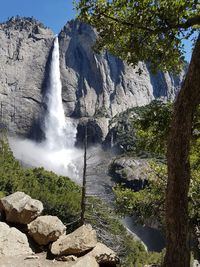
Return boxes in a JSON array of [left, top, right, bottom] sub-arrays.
[[76, 0, 199, 72], [85, 196, 164, 267], [0, 133, 81, 224], [0, 132, 165, 265], [112, 102, 200, 259], [110, 100, 172, 156]]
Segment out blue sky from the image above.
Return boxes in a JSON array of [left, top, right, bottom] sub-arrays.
[[0, 0, 194, 62], [0, 0, 76, 33]]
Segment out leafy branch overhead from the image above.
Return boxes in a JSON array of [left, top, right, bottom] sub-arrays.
[[76, 0, 200, 72]]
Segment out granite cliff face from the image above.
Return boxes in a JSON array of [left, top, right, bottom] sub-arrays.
[[59, 20, 184, 119], [0, 17, 54, 136], [0, 17, 184, 140]]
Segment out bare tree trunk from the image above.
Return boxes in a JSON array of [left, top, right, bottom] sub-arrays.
[[163, 34, 200, 267], [80, 125, 87, 225]]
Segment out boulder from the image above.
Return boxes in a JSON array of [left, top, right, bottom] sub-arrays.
[[88, 242, 119, 265], [0, 191, 43, 224], [56, 255, 77, 262], [28, 215, 66, 245], [71, 255, 99, 267], [0, 222, 33, 256], [109, 157, 149, 190], [51, 224, 97, 256]]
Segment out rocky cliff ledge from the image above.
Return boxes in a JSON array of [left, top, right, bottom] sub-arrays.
[[0, 17, 184, 140]]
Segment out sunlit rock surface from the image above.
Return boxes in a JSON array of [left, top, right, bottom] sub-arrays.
[[0, 17, 184, 139]]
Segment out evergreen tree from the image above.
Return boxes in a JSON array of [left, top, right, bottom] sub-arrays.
[[76, 1, 200, 266]]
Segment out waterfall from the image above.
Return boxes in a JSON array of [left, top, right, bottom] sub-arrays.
[[44, 36, 76, 150], [9, 36, 82, 182]]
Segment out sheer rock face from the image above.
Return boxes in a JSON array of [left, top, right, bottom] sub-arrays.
[[59, 20, 184, 120], [0, 17, 54, 136], [0, 17, 184, 140]]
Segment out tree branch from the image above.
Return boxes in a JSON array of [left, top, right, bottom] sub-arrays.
[[96, 12, 200, 34]]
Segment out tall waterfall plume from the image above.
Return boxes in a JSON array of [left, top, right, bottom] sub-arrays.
[[9, 36, 82, 182], [44, 36, 76, 150]]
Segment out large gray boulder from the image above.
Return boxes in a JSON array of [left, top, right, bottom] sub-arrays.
[[109, 157, 150, 190], [0, 222, 33, 256], [51, 224, 97, 256], [0, 191, 43, 224], [28, 215, 66, 245]]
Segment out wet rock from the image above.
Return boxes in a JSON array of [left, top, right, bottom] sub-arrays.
[[0, 191, 43, 224], [28, 215, 66, 245], [51, 224, 97, 256]]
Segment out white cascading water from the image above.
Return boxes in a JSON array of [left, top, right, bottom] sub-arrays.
[[9, 37, 82, 182], [44, 37, 76, 150]]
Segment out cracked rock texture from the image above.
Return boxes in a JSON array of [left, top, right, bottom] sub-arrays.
[[0, 17, 184, 139], [59, 20, 184, 120], [0, 17, 54, 136], [0, 222, 33, 256]]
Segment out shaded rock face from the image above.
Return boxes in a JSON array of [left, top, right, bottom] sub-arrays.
[[0, 17, 54, 136], [0, 17, 184, 140], [59, 20, 184, 120], [76, 117, 109, 146]]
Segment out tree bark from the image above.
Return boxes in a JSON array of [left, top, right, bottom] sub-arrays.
[[163, 34, 200, 267], [80, 125, 87, 226]]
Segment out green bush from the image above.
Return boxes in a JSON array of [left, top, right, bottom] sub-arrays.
[[0, 133, 81, 224], [85, 196, 164, 267]]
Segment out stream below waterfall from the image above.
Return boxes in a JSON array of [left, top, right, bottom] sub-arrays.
[[86, 146, 165, 252]]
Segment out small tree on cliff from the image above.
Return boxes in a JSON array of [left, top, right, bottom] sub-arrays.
[[76, 1, 200, 266]]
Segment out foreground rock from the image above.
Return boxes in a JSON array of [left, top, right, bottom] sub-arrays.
[[0, 222, 33, 256], [51, 224, 97, 256], [71, 255, 99, 267], [0, 192, 43, 224], [0, 252, 76, 267], [28, 215, 66, 245], [87, 242, 119, 265]]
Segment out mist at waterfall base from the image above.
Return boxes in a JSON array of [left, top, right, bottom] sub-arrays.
[[9, 37, 83, 183]]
